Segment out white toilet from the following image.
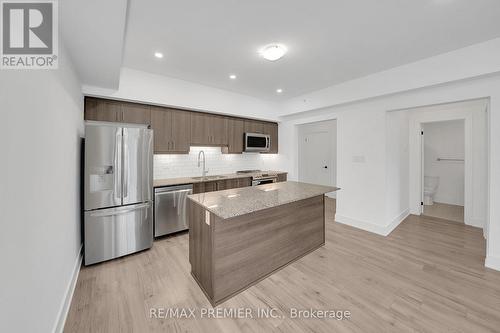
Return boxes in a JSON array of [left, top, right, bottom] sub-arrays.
[[424, 176, 439, 205]]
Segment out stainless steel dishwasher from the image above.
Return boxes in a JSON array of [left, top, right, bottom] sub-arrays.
[[154, 184, 193, 237]]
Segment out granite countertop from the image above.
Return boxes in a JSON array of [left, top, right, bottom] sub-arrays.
[[188, 181, 339, 219], [153, 171, 288, 187]]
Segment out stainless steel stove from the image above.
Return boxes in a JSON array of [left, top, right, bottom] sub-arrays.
[[236, 170, 278, 186]]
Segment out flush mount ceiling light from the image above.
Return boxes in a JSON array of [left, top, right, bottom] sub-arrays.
[[229, 74, 237, 79], [276, 88, 283, 94], [154, 52, 164, 59], [259, 43, 287, 61]]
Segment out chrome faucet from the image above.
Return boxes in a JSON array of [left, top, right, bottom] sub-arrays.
[[197, 150, 208, 177]]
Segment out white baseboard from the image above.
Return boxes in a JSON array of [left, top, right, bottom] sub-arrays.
[[386, 209, 410, 235], [485, 255, 500, 272], [53, 245, 83, 333], [466, 218, 484, 229], [335, 209, 409, 236]]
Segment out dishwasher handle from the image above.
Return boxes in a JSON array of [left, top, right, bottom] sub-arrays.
[[155, 184, 193, 194]]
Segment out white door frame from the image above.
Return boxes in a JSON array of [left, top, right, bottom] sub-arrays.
[[298, 123, 335, 186], [294, 116, 338, 199], [409, 107, 473, 224], [420, 124, 425, 215], [418, 119, 466, 216]]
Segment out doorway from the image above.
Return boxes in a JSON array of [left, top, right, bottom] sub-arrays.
[[421, 119, 465, 223], [298, 120, 337, 198], [407, 98, 488, 231]]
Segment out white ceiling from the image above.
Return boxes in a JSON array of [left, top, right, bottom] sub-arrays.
[[122, 0, 500, 101], [61, 0, 128, 89]]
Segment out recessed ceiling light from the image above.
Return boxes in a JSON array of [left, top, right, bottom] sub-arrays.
[[276, 88, 283, 94], [259, 43, 287, 61], [229, 74, 237, 80], [154, 52, 164, 59]]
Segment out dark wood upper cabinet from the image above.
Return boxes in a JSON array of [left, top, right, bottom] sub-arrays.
[[190, 112, 211, 145], [84, 98, 122, 122], [84, 97, 278, 154], [190, 113, 227, 146], [263, 122, 278, 154], [244, 120, 266, 134], [170, 109, 191, 152], [121, 102, 151, 125], [85, 97, 151, 124], [151, 107, 190, 154], [225, 118, 245, 154], [150, 107, 170, 153], [211, 115, 228, 145]]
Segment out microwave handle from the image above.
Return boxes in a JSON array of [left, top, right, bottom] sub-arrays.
[[267, 136, 270, 148]]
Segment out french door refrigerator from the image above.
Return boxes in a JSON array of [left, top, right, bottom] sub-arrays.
[[84, 122, 153, 265]]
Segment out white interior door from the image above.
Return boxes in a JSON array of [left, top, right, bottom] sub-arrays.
[[420, 127, 425, 215], [299, 131, 333, 186]]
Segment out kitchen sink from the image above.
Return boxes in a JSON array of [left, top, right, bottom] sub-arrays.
[[191, 175, 228, 180]]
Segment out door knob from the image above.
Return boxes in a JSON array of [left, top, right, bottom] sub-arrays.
[[324, 166, 328, 169]]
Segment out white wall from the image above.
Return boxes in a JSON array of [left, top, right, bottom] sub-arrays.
[[278, 73, 499, 259], [386, 111, 410, 225], [423, 120, 465, 206], [83, 67, 280, 121], [154, 147, 280, 179], [0, 45, 84, 332]]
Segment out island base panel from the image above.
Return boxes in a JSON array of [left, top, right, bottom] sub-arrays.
[[189, 195, 325, 306]]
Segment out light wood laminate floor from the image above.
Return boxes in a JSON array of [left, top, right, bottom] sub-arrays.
[[65, 198, 500, 333], [423, 202, 465, 223]]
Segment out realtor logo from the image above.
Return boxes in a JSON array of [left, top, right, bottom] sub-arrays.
[[1, 0, 58, 69]]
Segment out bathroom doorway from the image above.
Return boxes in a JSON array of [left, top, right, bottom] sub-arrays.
[[421, 120, 465, 223], [407, 98, 488, 231]]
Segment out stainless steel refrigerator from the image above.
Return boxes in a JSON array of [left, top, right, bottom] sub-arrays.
[[84, 122, 153, 265]]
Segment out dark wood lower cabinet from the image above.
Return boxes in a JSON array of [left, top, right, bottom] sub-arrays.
[[277, 173, 287, 182], [192, 177, 252, 194], [193, 181, 218, 194]]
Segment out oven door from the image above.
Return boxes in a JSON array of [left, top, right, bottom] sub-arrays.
[[245, 133, 270, 152]]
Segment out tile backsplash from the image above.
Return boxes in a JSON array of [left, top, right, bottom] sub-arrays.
[[154, 147, 279, 179]]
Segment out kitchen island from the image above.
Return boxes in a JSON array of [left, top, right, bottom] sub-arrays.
[[188, 181, 339, 305]]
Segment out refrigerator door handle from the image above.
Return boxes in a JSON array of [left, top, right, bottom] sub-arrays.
[[123, 128, 129, 200], [89, 203, 150, 217], [114, 128, 122, 201]]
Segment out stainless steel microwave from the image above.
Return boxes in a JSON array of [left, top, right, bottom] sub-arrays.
[[244, 133, 270, 152]]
